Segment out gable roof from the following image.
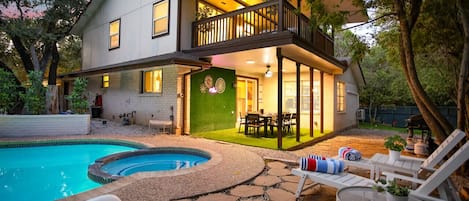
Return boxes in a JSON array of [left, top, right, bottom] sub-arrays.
[[70, 0, 105, 35]]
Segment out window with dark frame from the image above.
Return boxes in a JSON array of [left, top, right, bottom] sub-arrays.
[[152, 0, 169, 37], [337, 81, 345, 112], [109, 19, 120, 49], [102, 74, 109, 88], [143, 69, 163, 93]]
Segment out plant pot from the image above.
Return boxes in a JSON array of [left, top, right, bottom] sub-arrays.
[[386, 192, 408, 201], [389, 150, 401, 162]]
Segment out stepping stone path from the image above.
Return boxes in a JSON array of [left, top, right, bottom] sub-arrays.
[[175, 160, 335, 201]]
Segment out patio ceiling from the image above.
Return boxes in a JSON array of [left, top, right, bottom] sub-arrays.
[[208, 45, 345, 76]]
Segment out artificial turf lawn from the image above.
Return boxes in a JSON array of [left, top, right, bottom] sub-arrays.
[[191, 127, 330, 150]]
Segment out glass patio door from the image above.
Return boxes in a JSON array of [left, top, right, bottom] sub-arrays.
[[236, 77, 257, 117]]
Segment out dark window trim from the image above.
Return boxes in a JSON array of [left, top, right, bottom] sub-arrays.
[[109, 18, 121, 50], [141, 69, 164, 94], [152, 0, 170, 39]]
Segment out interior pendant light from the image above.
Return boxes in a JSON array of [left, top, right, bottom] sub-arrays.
[[265, 65, 273, 78]]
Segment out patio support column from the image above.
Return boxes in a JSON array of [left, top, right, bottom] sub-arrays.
[[278, 0, 284, 31], [296, 62, 301, 142], [309, 68, 314, 137], [320, 71, 324, 133], [277, 47, 283, 149]]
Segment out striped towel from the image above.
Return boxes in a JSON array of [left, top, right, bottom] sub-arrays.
[[299, 157, 344, 174], [308, 154, 327, 160], [338, 147, 362, 161]]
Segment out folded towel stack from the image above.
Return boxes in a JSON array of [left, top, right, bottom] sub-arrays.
[[299, 155, 344, 174], [338, 147, 362, 161]]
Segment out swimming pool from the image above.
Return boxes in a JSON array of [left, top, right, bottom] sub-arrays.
[[0, 142, 141, 201]]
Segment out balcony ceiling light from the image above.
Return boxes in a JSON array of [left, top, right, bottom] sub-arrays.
[[246, 60, 255, 64], [265, 65, 273, 78]]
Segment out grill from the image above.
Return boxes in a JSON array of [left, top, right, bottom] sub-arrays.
[[406, 114, 431, 138]]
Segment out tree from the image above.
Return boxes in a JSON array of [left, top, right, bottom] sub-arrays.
[[21, 70, 46, 114], [0, 68, 18, 113], [0, 0, 88, 113], [66, 77, 88, 114]]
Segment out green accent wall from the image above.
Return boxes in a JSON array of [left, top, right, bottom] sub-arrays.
[[190, 68, 236, 132]]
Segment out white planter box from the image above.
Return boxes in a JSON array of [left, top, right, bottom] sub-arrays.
[[0, 114, 90, 137]]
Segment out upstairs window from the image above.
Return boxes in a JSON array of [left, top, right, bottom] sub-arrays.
[[144, 69, 163, 93], [337, 81, 345, 112], [109, 19, 120, 49], [152, 0, 169, 37]]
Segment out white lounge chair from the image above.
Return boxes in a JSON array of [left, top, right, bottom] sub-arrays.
[[291, 167, 375, 198], [371, 129, 466, 178], [292, 129, 466, 198], [384, 139, 469, 201]]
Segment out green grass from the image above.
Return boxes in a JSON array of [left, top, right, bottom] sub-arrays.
[[191, 127, 330, 150]]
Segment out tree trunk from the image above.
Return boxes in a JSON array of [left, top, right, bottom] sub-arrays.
[[393, 0, 453, 143], [46, 42, 60, 114], [46, 85, 59, 114], [11, 35, 34, 72], [456, 0, 469, 132]]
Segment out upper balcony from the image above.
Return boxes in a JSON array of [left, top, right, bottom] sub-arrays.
[[191, 0, 334, 57]]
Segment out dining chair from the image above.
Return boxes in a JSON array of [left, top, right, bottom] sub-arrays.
[[245, 113, 262, 137], [289, 113, 297, 133], [238, 112, 247, 133]]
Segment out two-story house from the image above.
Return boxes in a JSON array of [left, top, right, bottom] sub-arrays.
[[64, 0, 366, 146]]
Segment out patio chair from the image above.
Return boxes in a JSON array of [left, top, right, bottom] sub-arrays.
[[383, 139, 469, 201], [383, 129, 466, 178], [245, 113, 263, 137], [289, 113, 297, 133], [292, 165, 375, 198], [268, 113, 291, 135], [292, 129, 467, 198], [238, 112, 247, 133]]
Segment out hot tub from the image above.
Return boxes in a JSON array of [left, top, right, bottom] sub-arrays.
[[88, 147, 210, 183]]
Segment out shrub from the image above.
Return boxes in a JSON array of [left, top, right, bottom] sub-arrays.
[[0, 69, 18, 114], [66, 77, 89, 114], [21, 71, 46, 114]]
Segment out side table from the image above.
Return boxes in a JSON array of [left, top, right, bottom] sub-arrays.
[[336, 186, 385, 201]]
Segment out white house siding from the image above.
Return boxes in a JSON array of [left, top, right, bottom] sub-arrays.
[[334, 65, 360, 131], [81, 0, 179, 70], [86, 65, 178, 126]]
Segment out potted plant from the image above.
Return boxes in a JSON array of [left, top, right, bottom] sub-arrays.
[[384, 134, 407, 162], [373, 180, 409, 201]]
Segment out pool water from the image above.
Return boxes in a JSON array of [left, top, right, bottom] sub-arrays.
[[101, 153, 209, 176], [0, 144, 137, 201]]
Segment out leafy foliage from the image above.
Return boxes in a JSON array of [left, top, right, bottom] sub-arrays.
[[373, 179, 409, 197], [384, 134, 407, 152], [66, 77, 88, 114], [0, 68, 18, 113], [21, 71, 46, 114]]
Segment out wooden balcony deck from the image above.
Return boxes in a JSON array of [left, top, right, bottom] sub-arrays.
[[192, 0, 334, 56]]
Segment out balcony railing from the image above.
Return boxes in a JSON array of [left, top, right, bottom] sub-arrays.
[[192, 0, 334, 56]]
